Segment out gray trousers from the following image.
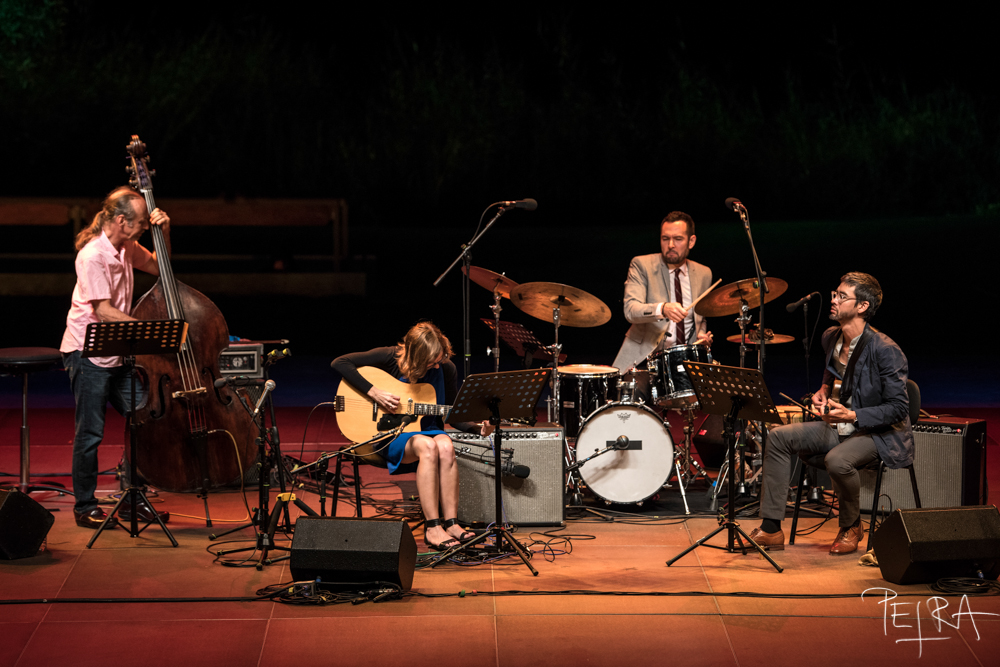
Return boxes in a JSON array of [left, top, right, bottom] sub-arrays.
[[759, 420, 878, 528]]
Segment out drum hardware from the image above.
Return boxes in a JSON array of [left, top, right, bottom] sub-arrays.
[[462, 266, 519, 373], [509, 281, 611, 427], [725, 328, 794, 345]]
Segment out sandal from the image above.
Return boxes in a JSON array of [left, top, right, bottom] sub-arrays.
[[443, 518, 476, 543], [424, 518, 461, 551]]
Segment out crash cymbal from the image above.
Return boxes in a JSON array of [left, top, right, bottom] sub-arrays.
[[510, 282, 611, 328], [726, 329, 795, 345], [696, 277, 788, 317], [462, 266, 519, 298]]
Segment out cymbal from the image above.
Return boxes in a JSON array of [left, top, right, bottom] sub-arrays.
[[510, 282, 611, 328], [462, 266, 518, 299], [726, 329, 795, 345], [696, 277, 788, 317]]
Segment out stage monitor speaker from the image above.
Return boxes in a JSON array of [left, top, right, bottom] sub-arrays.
[[289, 517, 416, 591], [860, 417, 987, 512], [452, 425, 564, 527], [872, 506, 1000, 585], [0, 489, 55, 560]]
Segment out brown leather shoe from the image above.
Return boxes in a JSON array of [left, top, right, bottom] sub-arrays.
[[74, 507, 118, 529], [119, 498, 170, 524], [830, 523, 864, 554], [748, 527, 785, 551]]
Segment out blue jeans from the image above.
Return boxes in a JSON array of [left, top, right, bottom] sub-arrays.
[[63, 351, 146, 513]]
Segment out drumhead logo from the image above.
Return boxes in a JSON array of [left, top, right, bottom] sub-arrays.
[[616, 412, 631, 422]]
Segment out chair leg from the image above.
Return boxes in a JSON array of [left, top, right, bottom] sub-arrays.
[[908, 464, 921, 508], [331, 451, 344, 517], [789, 459, 807, 546], [866, 461, 886, 553], [352, 457, 363, 518]]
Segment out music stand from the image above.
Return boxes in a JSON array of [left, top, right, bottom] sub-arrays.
[[666, 361, 783, 572], [82, 319, 185, 548], [431, 368, 551, 574]]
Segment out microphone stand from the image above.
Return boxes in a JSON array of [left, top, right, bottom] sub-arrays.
[[434, 201, 532, 378]]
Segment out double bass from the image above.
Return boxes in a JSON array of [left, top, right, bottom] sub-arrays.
[[126, 136, 256, 494]]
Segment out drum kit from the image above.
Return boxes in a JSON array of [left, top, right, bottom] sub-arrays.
[[464, 265, 795, 513]]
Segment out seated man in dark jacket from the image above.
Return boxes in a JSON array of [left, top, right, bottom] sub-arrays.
[[749, 272, 913, 555]]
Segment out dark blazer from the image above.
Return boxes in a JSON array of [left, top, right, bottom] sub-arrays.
[[821, 323, 914, 468]]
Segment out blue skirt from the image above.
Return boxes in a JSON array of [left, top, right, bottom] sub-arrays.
[[379, 429, 447, 475]]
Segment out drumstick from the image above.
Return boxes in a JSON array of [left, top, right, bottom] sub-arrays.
[[690, 279, 722, 311]]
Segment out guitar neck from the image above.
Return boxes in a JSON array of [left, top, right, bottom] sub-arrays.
[[410, 401, 451, 418]]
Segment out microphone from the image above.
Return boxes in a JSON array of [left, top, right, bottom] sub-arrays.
[[786, 292, 821, 312], [252, 379, 276, 418], [724, 197, 743, 212], [501, 460, 531, 479], [614, 435, 630, 450], [499, 199, 537, 211]]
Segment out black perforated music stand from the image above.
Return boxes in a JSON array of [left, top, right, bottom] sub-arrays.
[[666, 361, 783, 572], [433, 368, 551, 574], [82, 319, 186, 547]]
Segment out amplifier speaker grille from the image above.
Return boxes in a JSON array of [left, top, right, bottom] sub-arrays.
[[452, 426, 564, 527]]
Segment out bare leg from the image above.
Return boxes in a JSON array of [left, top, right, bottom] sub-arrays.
[[432, 434, 473, 541], [402, 434, 452, 547]]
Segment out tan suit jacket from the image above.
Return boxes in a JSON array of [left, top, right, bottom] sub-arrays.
[[612, 255, 712, 371]]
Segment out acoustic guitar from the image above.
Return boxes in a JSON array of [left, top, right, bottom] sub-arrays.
[[335, 367, 451, 461]]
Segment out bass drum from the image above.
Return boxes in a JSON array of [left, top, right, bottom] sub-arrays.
[[576, 402, 674, 504]]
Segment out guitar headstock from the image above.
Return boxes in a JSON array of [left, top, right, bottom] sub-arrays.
[[125, 134, 155, 193]]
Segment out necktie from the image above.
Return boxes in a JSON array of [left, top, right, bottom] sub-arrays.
[[674, 268, 686, 345]]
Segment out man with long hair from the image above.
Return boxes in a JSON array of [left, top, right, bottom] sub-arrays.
[[59, 186, 171, 528]]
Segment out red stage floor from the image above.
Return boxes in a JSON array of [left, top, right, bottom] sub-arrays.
[[1, 406, 999, 667]]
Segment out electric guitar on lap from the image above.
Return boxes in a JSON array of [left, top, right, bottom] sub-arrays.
[[335, 367, 452, 452]]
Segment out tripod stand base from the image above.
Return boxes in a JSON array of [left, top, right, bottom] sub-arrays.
[[666, 520, 783, 572], [430, 525, 538, 576], [87, 486, 177, 548]]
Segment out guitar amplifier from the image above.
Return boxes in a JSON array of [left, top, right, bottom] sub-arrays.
[[449, 425, 565, 527], [860, 417, 987, 512]]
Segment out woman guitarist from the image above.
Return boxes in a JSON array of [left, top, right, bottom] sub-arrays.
[[332, 322, 492, 551]]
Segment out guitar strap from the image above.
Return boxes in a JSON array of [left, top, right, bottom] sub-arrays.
[[839, 325, 875, 405]]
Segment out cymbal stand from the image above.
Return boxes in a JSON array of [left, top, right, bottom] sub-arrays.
[[543, 302, 564, 425], [488, 282, 503, 372]]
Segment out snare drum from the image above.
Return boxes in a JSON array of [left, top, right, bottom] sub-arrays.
[[647, 344, 712, 409], [576, 402, 674, 504], [557, 365, 619, 438]]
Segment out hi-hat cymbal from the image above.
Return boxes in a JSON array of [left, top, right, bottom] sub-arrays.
[[726, 329, 795, 345], [462, 266, 519, 299], [696, 277, 788, 317], [510, 282, 611, 328]]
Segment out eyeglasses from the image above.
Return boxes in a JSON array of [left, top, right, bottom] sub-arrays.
[[830, 291, 857, 304]]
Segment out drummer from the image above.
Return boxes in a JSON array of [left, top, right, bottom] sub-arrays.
[[612, 211, 714, 403]]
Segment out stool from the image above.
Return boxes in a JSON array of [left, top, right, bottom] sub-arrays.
[[0, 347, 69, 496], [330, 444, 389, 518]]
